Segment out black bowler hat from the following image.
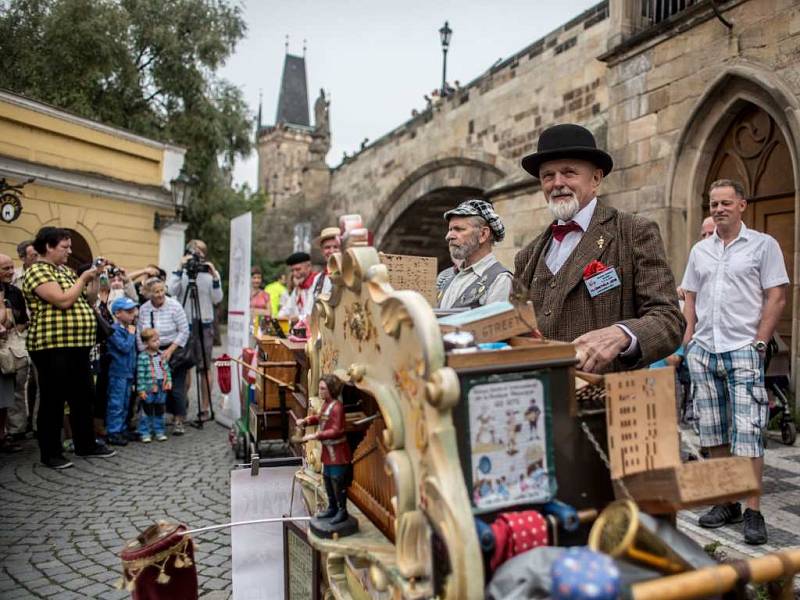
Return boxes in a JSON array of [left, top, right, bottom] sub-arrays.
[[286, 251, 311, 266], [521, 123, 613, 178]]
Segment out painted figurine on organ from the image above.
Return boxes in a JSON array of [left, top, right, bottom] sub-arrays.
[[295, 374, 358, 537]]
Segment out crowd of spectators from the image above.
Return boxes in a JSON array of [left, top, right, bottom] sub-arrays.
[[0, 227, 223, 470]]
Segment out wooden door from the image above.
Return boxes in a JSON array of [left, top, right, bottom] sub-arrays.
[[704, 104, 795, 346]]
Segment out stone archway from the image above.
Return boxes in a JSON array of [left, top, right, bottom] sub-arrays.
[[667, 62, 800, 384], [372, 157, 504, 269]]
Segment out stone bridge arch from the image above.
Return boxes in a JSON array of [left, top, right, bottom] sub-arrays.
[[372, 157, 504, 268]]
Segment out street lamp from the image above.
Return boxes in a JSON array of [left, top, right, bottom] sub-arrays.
[[154, 170, 195, 230], [439, 21, 452, 97]]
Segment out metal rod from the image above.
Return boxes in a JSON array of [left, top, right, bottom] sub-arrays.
[[182, 516, 312, 536]]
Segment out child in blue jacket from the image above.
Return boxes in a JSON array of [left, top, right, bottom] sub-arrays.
[[106, 297, 138, 446]]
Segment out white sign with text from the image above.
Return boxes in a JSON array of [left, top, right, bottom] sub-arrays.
[[227, 211, 252, 421]]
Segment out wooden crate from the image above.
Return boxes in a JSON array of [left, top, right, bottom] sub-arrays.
[[256, 336, 298, 410]]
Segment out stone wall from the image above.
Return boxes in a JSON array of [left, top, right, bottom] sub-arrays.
[[602, 0, 800, 276]]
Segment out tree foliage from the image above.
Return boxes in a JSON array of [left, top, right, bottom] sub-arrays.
[[0, 0, 261, 276]]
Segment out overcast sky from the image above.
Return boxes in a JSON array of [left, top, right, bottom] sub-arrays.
[[220, 0, 601, 188]]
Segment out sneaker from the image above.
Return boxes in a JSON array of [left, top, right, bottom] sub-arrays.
[[743, 508, 768, 545], [699, 502, 743, 528], [77, 444, 117, 458], [43, 456, 73, 470], [156, 434, 168, 442], [141, 436, 152, 443], [173, 423, 184, 436], [107, 433, 129, 447]]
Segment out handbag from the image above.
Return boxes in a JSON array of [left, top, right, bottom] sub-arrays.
[[0, 318, 29, 375], [150, 311, 196, 371]]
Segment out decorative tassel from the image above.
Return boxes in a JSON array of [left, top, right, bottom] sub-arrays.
[[156, 570, 171, 584], [183, 556, 193, 567], [126, 579, 136, 592], [114, 577, 125, 590], [174, 556, 185, 568]]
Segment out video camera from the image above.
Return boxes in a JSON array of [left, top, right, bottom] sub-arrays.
[[183, 248, 210, 278]]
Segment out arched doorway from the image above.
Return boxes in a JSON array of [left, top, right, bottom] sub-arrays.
[[703, 104, 795, 347], [373, 157, 504, 271], [380, 186, 487, 269], [65, 228, 93, 272]]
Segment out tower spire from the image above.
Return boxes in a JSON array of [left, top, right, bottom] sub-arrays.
[[275, 49, 310, 126], [285, 34, 289, 54]]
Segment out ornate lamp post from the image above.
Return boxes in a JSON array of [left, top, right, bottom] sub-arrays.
[[439, 21, 452, 97], [154, 170, 195, 230]]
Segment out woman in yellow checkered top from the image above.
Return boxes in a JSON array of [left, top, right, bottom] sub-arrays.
[[22, 227, 117, 469]]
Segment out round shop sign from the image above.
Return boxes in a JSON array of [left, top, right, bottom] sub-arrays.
[[0, 193, 22, 223]]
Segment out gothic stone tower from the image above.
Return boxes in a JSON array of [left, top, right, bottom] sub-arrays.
[[256, 53, 331, 262]]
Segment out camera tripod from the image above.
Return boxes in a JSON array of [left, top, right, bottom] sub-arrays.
[[182, 275, 215, 429]]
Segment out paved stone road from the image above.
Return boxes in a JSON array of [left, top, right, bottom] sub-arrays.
[[0, 422, 233, 599], [678, 429, 800, 560]]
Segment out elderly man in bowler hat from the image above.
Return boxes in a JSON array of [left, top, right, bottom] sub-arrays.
[[514, 124, 684, 373], [278, 252, 321, 322], [438, 199, 512, 310]]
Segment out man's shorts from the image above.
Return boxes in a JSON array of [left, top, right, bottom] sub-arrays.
[[686, 342, 768, 458]]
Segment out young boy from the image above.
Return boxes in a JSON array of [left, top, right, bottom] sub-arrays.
[[137, 328, 172, 442], [107, 297, 139, 446]]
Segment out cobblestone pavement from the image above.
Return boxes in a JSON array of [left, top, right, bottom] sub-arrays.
[[678, 428, 800, 562], [0, 420, 234, 599]]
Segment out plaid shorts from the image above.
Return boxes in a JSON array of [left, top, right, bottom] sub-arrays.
[[686, 343, 769, 457]]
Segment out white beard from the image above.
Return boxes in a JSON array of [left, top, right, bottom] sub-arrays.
[[449, 230, 481, 261], [547, 193, 580, 222]]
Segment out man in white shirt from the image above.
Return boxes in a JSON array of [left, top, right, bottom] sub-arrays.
[[279, 252, 321, 322], [437, 199, 512, 310], [682, 178, 789, 546]]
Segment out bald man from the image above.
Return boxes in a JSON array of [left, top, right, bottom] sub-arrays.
[[700, 216, 715, 240], [0, 253, 29, 450]]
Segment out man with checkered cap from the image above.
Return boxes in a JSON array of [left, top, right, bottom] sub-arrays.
[[438, 199, 512, 310]]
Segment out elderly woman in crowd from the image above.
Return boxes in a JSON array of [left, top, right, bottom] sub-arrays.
[[137, 277, 191, 435], [23, 227, 116, 469]]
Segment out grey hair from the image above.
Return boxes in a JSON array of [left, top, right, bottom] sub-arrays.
[[464, 215, 496, 244], [709, 178, 746, 199]]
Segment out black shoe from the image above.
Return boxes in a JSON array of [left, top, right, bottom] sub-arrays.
[[125, 431, 140, 442], [77, 444, 117, 458], [699, 502, 743, 528], [9, 432, 28, 442], [743, 509, 768, 545], [330, 509, 349, 525], [43, 456, 73, 469], [107, 434, 128, 446]]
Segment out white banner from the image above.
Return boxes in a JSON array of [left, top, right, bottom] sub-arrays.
[[231, 462, 305, 600], [227, 211, 252, 421]]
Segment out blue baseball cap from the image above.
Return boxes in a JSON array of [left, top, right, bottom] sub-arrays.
[[111, 297, 138, 313]]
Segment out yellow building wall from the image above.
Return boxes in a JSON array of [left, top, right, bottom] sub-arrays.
[[1, 183, 161, 270], [0, 101, 164, 186]]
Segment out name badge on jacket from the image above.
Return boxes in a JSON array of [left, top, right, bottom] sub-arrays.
[[584, 267, 621, 298]]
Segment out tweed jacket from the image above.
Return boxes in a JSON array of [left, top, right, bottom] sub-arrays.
[[513, 203, 684, 372]]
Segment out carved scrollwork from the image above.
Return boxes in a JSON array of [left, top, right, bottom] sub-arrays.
[[307, 246, 484, 599]]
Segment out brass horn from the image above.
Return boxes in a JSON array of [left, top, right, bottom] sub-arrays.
[[588, 500, 690, 575]]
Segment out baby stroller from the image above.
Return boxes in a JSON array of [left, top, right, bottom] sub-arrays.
[[765, 334, 796, 446]]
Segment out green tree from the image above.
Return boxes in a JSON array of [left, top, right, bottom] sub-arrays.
[[0, 0, 260, 275]]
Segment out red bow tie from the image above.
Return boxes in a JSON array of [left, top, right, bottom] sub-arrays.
[[550, 221, 582, 242]]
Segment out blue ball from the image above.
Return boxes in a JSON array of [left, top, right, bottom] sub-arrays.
[[551, 547, 620, 600]]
